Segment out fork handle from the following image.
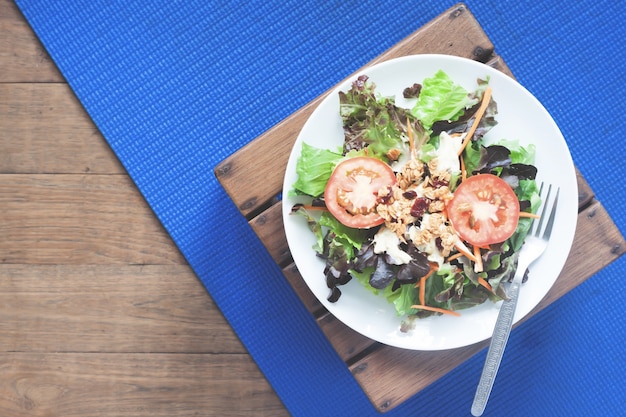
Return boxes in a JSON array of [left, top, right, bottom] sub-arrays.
[[471, 273, 523, 416]]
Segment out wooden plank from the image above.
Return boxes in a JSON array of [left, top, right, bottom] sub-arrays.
[[215, 4, 495, 217], [282, 262, 323, 314], [0, 0, 65, 82], [249, 203, 290, 266], [317, 313, 376, 362], [349, 199, 625, 412], [0, 264, 245, 353], [0, 174, 186, 264], [0, 352, 287, 417], [0, 84, 125, 174]]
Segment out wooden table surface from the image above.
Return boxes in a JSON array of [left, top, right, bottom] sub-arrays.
[[1, 1, 289, 415]]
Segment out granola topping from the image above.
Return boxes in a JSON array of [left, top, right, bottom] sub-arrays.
[[376, 157, 456, 263]]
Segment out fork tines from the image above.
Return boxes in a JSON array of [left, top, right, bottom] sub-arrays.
[[532, 182, 559, 239]]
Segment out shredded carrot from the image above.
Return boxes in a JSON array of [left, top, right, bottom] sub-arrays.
[[411, 304, 461, 317], [458, 86, 493, 156], [454, 239, 479, 263], [477, 276, 492, 292], [473, 245, 483, 273], [407, 119, 416, 159], [446, 252, 465, 262], [519, 211, 540, 219], [419, 276, 426, 305], [460, 152, 467, 182], [415, 264, 438, 305]]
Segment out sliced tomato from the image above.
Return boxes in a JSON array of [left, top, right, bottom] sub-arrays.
[[447, 174, 520, 246], [324, 157, 396, 229]]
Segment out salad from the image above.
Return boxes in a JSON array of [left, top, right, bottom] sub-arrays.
[[289, 70, 541, 321]]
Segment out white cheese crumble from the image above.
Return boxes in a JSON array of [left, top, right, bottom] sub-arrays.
[[435, 131, 465, 173], [372, 227, 412, 265]]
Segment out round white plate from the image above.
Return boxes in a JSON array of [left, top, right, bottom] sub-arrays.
[[282, 54, 577, 350]]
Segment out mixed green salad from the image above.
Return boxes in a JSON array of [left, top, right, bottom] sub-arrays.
[[290, 70, 541, 320]]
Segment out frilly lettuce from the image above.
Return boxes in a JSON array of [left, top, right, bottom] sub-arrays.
[[290, 142, 342, 197], [411, 70, 478, 132]]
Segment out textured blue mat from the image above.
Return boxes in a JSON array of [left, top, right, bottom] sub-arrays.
[[15, 1, 625, 416]]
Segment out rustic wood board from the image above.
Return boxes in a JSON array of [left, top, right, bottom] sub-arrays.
[[214, 3, 626, 412]]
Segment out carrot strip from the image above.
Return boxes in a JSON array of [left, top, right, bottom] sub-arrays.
[[519, 211, 540, 219], [411, 304, 461, 317], [473, 245, 483, 273], [477, 276, 492, 292], [460, 152, 467, 182], [454, 239, 479, 263], [446, 252, 465, 262], [419, 276, 426, 305], [458, 86, 493, 156], [415, 264, 438, 305]]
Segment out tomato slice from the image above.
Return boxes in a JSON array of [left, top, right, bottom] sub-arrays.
[[447, 174, 520, 246], [324, 157, 396, 229]]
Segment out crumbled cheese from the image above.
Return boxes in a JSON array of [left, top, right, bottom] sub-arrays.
[[435, 132, 465, 173], [418, 237, 444, 267], [372, 227, 412, 265]]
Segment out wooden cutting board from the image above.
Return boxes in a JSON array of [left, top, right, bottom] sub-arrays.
[[214, 3, 625, 412]]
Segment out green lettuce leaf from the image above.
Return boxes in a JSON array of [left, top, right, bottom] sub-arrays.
[[318, 212, 370, 258], [411, 70, 473, 132], [290, 142, 342, 197], [498, 138, 536, 165], [383, 283, 419, 317], [289, 205, 325, 254], [509, 179, 541, 251]]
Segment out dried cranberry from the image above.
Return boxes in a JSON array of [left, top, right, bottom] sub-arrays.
[[403, 190, 417, 199], [410, 197, 430, 218], [431, 177, 449, 188]]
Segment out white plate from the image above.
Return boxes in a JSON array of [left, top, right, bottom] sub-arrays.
[[282, 54, 577, 350]]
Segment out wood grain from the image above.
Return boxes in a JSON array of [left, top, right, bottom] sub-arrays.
[[0, 174, 185, 264], [0, 264, 243, 353], [0, 0, 64, 82], [0, 84, 124, 174], [0, 353, 283, 417], [1, 0, 289, 415]]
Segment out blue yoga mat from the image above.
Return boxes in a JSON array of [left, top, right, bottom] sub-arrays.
[[15, 1, 625, 416]]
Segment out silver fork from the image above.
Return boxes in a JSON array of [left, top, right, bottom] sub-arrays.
[[471, 183, 559, 417]]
